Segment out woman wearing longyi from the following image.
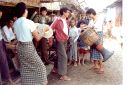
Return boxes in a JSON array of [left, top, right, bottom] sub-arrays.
[[13, 2, 48, 85]]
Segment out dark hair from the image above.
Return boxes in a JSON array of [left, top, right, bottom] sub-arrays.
[[53, 10, 57, 15], [40, 7, 47, 12], [5, 14, 13, 23], [15, 2, 27, 18], [70, 18, 76, 25], [60, 7, 69, 15], [77, 20, 87, 28], [70, 17, 77, 21], [0, 7, 2, 12], [109, 20, 112, 23], [86, 8, 96, 15]]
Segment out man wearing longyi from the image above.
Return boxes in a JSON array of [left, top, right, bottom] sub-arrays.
[[80, 8, 114, 62], [51, 7, 71, 81], [0, 8, 15, 85]]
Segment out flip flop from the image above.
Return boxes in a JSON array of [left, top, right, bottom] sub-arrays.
[[73, 63, 78, 67], [96, 70, 104, 74], [51, 68, 58, 74], [60, 76, 71, 81], [89, 66, 99, 70]]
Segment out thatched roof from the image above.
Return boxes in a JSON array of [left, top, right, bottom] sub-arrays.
[[0, 0, 41, 7]]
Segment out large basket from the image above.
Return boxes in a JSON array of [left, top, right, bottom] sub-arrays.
[[36, 23, 53, 39], [80, 28, 99, 46]]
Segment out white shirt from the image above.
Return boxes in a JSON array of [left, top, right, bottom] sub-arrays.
[[88, 18, 103, 32], [41, 17, 46, 24], [2, 26, 15, 42], [0, 29, 3, 41], [13, 17, 36, 42], [60, 18, 68, 36]]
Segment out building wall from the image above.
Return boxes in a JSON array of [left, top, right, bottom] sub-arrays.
[[115, 4, 122, 27], [105, 1, 122, 27]]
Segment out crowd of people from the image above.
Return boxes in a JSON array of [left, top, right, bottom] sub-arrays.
[[0, 2, 114, 85]]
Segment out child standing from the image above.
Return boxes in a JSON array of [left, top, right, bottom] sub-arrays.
[[77, 20, 90, 65], [68, 18, 79, 66]]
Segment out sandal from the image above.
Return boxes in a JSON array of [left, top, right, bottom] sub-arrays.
[[96, 68, 104, 74], [89, 66, 99, 70], [96, 70, 104, 74], [51, 68, 58, 74], [60, 76, 71, 81], [73, 62, 77, 67]]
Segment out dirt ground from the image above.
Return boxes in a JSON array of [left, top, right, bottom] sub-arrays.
[[14, 38, 122, 85]]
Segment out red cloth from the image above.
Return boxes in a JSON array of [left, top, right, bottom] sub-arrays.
[[79, 48, 89, 54], [50, 18, 69, 42]]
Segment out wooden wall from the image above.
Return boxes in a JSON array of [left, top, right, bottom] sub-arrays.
[[0, 0, 40, 7]]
